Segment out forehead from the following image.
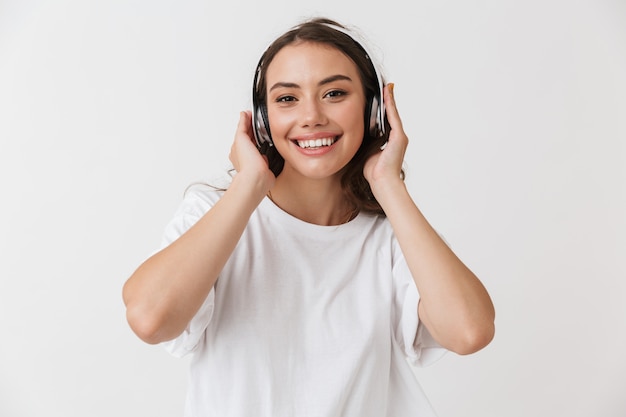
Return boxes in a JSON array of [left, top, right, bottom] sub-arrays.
[[265, 41, 360, 83]]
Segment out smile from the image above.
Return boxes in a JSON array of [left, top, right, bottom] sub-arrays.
[[295, 137, 337, 149]]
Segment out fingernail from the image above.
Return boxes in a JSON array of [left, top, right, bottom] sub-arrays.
[[388, 83, 395, 98]]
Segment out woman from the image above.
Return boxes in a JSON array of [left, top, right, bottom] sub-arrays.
[[123, 17, 495, 417]]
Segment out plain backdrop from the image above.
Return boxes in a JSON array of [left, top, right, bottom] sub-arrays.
[[1, 0, 625, 416]]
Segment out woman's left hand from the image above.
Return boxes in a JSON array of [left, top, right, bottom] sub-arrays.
[[363, 83, 409, 190]]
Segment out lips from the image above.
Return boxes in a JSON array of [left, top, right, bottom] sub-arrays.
[[295, 136, 337, 149]]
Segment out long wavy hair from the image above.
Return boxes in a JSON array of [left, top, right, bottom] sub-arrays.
[[252, 17, 404, 216]]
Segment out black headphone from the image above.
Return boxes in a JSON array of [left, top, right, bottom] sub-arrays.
[[252, 22, 386, 149]]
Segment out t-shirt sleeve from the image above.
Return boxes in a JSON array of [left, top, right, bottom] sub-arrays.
[[157, 189, 220, 358], [392, 241, 448, 367]]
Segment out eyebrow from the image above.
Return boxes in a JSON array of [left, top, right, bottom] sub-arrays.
[[268, 74, 353, 92]]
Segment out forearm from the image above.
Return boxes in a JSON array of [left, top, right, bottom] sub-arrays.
[[372, 179, 495, 354], [123, 174, 268, 344]]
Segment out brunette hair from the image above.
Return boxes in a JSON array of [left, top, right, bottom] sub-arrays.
[[254, 17, 403, 216]]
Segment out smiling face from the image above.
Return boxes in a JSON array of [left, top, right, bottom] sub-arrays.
[[264, 41, 367, 181]]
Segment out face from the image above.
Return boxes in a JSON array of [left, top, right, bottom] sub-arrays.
[[264, 41, 367, 181]]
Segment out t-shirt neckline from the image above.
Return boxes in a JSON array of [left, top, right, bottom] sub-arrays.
[[259, 195, 373, 236]]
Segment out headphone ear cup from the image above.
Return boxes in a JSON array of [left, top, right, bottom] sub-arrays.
[[253, 103, 273, 148], [260, 104, 273, 146], [367, 95, 382, 137]]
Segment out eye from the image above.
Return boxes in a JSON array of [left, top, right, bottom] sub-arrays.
[[276, 95, 296, 103], [324, 89, 347, 99]]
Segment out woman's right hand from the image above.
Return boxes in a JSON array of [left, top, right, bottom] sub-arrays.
[[229, 111, 276, 193]]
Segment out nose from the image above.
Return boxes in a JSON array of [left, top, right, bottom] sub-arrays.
[[299, 97, 328, 128]]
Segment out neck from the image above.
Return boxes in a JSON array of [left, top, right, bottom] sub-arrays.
[[268, 174, 357, 226]]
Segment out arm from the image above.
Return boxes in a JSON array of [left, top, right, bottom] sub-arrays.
[[364, 85, 495, 355], [122, 111, 275, 344]]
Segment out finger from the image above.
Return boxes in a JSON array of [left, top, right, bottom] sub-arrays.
[[240, 110, 260, 147], [383, 83, 405, 131], [231, 112, 250, 170], [236, 111, 250, 137]]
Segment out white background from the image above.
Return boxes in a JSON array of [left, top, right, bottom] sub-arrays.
[[1, 0, 625, 416]]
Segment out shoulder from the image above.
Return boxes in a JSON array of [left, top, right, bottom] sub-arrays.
[[178, 184, 225, 216], [360, 212, 395, 239], [159, 185, 224, 248], [357, 213, 405, 263]]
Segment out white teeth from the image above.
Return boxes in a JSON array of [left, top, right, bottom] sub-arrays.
[[296, 137, 336, 148]]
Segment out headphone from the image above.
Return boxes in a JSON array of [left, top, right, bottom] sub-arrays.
[[252, 22, 386, 149]]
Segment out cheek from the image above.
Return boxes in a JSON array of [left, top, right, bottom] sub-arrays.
[[266, 111, 290, 153], [266, 109, 290, 139], [338, 107, 365, 139]]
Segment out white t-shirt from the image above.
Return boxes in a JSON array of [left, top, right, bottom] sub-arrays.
[[160, 187, 446, 417]]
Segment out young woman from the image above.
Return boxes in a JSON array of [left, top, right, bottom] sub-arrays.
[[123, 17, 495, 417]]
